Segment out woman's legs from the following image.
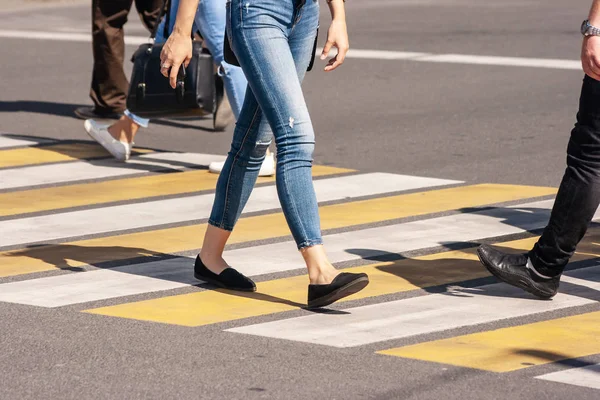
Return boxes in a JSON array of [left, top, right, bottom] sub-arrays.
[[203, 0, 339, 284]]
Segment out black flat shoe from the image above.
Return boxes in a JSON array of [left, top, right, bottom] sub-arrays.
[[477, 244, 560, 299], [307, 272, 369, 309], [194, 255, 256, 292]]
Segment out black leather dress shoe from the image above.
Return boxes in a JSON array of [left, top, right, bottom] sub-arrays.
[[74, 106, 122, 120], [307, 272, 369, 309], [477, 244, 560, 299], [194, 255, 256, 292]]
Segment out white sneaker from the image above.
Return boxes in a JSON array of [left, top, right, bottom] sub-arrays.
[[84, 119, 132, 161], [209, 153, 275, 177]]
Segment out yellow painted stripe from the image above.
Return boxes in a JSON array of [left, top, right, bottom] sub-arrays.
[[0, 184, 556, 278], [0, 143, 153, 169], [0, 165, 350, 217], [83, 230, 600, 327], [378, 311, 600, 372]]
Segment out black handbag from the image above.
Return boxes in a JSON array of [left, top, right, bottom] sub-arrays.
[[126, 1, 216, 118]]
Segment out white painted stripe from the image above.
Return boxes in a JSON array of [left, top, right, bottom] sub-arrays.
[[0, 29, 581, 71], [536, 364, 600, 390], [0, 134, 53, 149], [226, 267, 600, 348], [344, 49, 430, 60], [0, 173, 458, 248], [0, 29, 149, 45], [0, 200, 579, 308], [0, 259, 195, 307], [416, 54, 581, 70], [0, 152, 225, 190], [224, 200, 579, 275]]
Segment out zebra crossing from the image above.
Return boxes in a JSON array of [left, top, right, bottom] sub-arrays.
[[1, 133, 599, 391]]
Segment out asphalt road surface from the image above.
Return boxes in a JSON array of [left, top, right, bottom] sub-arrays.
[[1, 1, 600, 399]]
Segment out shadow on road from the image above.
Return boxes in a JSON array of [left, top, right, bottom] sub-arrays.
[[4, 243, 174, 273], [344, 211, 600, 299], [5, 242, 320, 311], [514, 349, 600, 370], [0, 100, 86, 119], [0, 100, 215, 132]]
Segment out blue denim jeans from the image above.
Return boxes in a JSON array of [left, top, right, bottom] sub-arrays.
[[155, 0, 248, 118], [208, 0, 321, 249]]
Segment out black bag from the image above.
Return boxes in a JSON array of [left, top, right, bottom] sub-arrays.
[[126, 1, 216, 118]]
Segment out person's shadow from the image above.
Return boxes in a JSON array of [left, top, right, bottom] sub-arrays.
[[0, 100, 214, 131], [5, 243, 335, 311], [345, 230, 600, 302], [0, 101, 86, 119]]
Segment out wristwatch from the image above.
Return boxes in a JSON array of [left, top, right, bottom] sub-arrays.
[[581, 20, 600, 36]]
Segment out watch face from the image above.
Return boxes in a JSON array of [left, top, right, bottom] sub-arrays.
[[582, 20, 590, 35]]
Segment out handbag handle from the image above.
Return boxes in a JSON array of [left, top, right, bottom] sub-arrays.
[[176, 64, 186, 103]]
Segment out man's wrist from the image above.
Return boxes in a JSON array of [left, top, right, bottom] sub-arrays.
[[582, 20, 600, 36]]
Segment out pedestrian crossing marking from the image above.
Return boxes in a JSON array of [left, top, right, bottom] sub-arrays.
[[377, 311, 600, 372], [0, 165, 351, 217], [83, 233, 594, 327], [1, 173, 454, 248], [82, 250, 487, 327], [0, 200, 576, 308], [0, 134, 53, 149], [0, 152, 226, 191], [0, 143, 153, 168], [536, 363, 600, 390], [227, 252, 600, 348], [0, 184, 553, 278], [1, 133, 598, 388]]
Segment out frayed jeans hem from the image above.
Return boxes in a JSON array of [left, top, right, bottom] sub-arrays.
[[297, 239, 323, 250], [208, 219, 235, 232]]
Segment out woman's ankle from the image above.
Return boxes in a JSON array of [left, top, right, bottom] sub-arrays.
[[199, 251, 229, 274], [108, 116, 138, 143], [300, 244, 339, 284], [308, 264, 339, 285]]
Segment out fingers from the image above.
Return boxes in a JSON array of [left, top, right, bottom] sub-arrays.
[[160, 45, 172, 78], [583, 53, 600, 81], [169, 60, 181, 89], [584, 65, 600, 81], [159, 37, 192, 87], [320, 40, 334, 60], [160, 62, 171, 78], [323, 45, 348, 72], [589, 55, 600, 80], [324, 45, 348, 72]]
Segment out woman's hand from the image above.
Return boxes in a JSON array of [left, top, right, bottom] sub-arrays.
[[160, 32, 192, 89], [320, 18, 349, 72]]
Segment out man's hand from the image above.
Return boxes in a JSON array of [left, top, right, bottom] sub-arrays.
[[160, 32, 192, 89], [582, 35, 600, 81]]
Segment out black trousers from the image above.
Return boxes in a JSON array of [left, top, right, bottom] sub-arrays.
[[530, 75, 600, 275], [90, 0, 163, 114]]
